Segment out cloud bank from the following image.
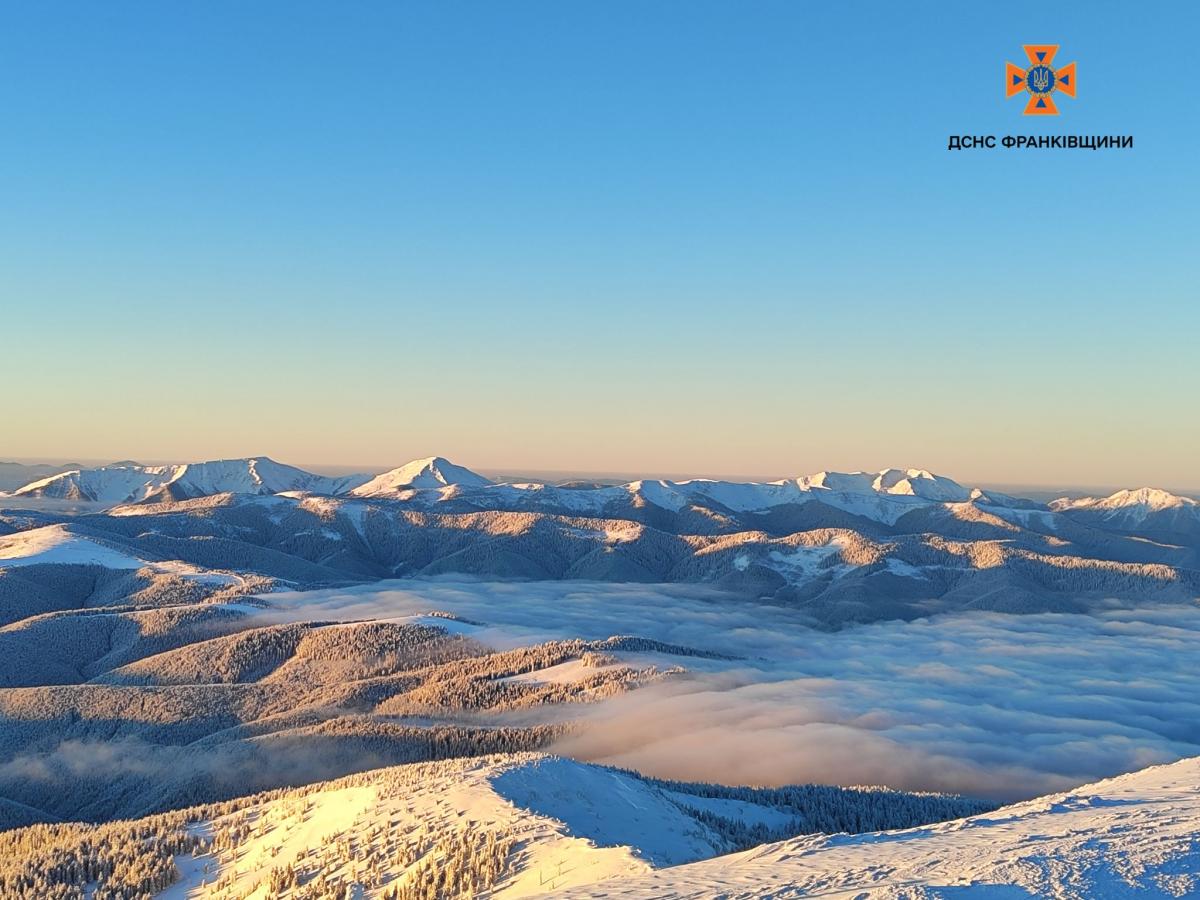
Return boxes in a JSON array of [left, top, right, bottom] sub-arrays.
[[265, 581, 1200, 800]]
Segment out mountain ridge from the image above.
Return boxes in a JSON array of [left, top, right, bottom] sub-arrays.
[[9, 455, 1199, 515]]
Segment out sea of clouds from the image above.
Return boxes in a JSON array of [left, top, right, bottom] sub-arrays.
[[266, 580, 1200, 801]]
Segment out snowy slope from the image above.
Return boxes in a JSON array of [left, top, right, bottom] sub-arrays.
[[1054, 487, 1198, 514], [39, 753, 1200, 899], [0, 523, 247, 586], [0, 524, 148, 569], [1050, 487, 1200, 541], [1052, 487, 1199, 521], [559, 756, 1200, 899], [157, 754, 773, 899], [13, 464, 175, 503], [349, 456, 493, 495], [12, 458, 370, 504], [0, 462, 78, 493], [156, 457, 370, 500]]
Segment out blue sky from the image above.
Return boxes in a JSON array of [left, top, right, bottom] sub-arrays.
[[2, 2, 1196, 488]]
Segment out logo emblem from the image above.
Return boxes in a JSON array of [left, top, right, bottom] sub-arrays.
[[1006, 45, 1076, 115]]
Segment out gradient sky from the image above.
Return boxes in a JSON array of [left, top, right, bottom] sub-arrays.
[[2, 2, 1197, 487]]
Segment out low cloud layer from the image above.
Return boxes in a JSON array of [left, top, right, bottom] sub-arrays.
[[266, 581, 1200, 801]]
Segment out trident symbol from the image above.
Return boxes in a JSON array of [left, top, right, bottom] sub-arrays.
[[1006, 46, 1076, 115]]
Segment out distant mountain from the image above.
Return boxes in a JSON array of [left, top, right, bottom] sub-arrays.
[[11, 458, 371, 504], [405, 467, 1039, 529], [7, 460, 1033, 526], [6, 459, 1200, 625], [349, 456, 493, 496], [798, 467, 972, 502], [13, 464, 168, 503], [1052, 486, 1198, 518], [144, 457, 372, 502], [1051, 487, 1200, 543]]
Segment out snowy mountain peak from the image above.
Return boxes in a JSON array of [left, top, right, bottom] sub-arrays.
[[872, 467, 971, 502], [349, 457, 492, 496], [13, 464, 166, 503], [12, 457, 371, 504], [796, 470, 877, 494], [1051, 487, 1198, 514], [159, 457, 303, 497], [795, 468, 971, 502], [1097, 487, 1196, 510]]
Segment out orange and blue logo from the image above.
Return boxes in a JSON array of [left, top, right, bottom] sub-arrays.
[[1006, 45, 1076, 115]]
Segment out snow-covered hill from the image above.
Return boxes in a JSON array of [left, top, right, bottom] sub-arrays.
[[0, 752, 987, 899], [157, 754, 773, 898], [560, 755, 1200, 898], [0, 523, 155, 570], [349, 456, 493, 496], [1, 752, 1194, 898], [0, 523, 254, 589]]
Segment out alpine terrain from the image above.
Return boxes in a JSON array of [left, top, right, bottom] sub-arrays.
[[0, 456, 1197, 898]]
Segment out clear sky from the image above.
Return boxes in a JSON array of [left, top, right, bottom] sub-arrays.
[[2, 2, 1197, 488]]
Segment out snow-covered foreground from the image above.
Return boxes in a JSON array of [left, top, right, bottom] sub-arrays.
[[3, 748, 1194, 898], [84, 753, 1200, 899], [559, 756, 1200, 899], [157, 753, 789, 899]]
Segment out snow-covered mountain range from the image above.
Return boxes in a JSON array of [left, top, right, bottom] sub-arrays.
[[4, 456, 1200, 628], [9, 457, 372, 504], [8, 455, 1197, 537]]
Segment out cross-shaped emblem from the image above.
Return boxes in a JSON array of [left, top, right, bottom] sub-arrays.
[[1006, 45, 1076, 115]]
